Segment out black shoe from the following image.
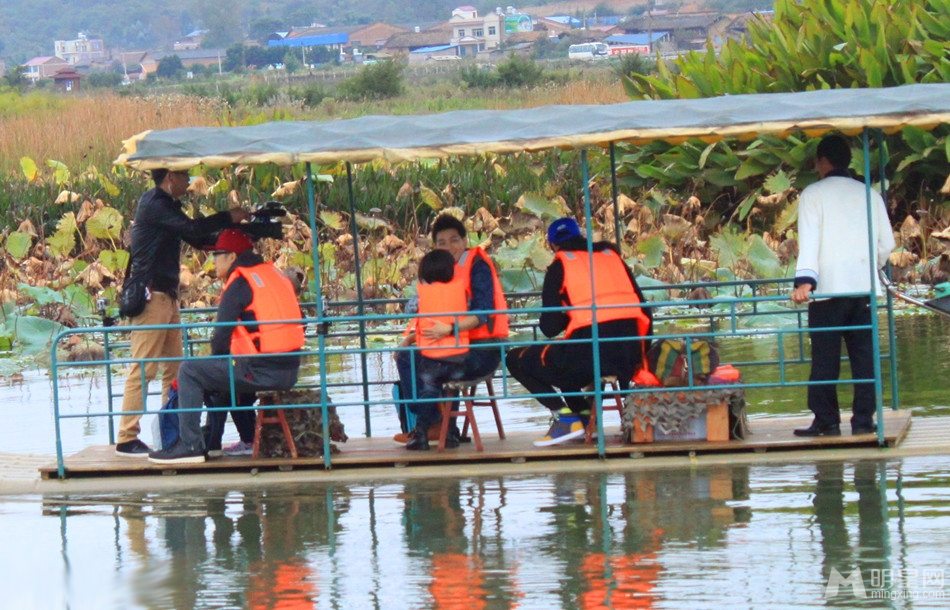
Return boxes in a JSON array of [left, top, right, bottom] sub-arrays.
[[793, 422, 841, 437], [405, 427, 430, 451], [444, 425, 461, 449], [851, 424, 878, 435], [115, 439, 151, 458], [148, 440, 206, 464]]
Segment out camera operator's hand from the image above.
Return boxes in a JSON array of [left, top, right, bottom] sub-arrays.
[[229, 207, 250, 223]]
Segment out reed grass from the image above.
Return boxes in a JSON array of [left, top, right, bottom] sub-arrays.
[[0, 93, 225, 175], [0, 71, 624, 177]]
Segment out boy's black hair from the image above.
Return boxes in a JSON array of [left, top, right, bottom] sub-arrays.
[[816, 135, 852, 170], [418, 249, 456, 284], [430, 214, 466, 242], [150, 168, 169, 185]]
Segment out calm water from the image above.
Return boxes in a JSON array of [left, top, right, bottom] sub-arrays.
[[2, 459, 949, 608], [1, 313, 949, 607]]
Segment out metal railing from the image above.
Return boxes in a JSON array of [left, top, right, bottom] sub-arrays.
[[49, 276, 898, 477]]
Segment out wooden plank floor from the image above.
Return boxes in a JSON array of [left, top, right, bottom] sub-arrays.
[[40, 410, 912, 480]]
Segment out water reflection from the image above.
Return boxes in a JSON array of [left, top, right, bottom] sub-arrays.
[[17, 457, 950, 608], [813, 461, 889, 607]]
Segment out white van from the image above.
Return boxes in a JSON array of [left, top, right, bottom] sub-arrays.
[[568, 42, 610, 61]]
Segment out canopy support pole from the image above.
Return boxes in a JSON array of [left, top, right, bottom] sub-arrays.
[[610, 142, 622, 245], [862, 130, 886, 447], [306, 163, 333, 468], [876, 129, 899, 411], [346, 162, 372, 436], [582, 149, 606, 457]]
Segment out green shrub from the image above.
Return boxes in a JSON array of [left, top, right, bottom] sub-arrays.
[[459, 64, 499, 89], [337, 60, 405, 100], [496, 54, 545, 88]]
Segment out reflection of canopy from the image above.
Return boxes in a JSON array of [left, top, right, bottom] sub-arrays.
[[115, 83, 950, 170]]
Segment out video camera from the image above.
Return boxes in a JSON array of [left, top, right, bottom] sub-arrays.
[[239, 200, 287, 241]]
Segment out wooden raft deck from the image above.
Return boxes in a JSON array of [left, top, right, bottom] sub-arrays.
[[40, 411, 912, 479]]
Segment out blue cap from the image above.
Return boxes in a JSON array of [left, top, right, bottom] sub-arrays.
[[547, 217, 582, 244]]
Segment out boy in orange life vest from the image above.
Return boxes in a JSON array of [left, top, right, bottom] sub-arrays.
[[148, 229, 305, 464], [506, 217, 653, 447], [398, 249, 480, 450], [394, 214, 509, 448]]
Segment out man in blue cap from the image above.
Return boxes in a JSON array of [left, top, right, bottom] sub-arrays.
[[506, 217, 653, 446]]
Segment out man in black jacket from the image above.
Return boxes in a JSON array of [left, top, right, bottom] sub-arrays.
[[148, 229, 305, 464], [116, 169, 248, 457]]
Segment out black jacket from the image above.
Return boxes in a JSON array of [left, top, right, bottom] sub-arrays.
[[128, 187, 232, 298]]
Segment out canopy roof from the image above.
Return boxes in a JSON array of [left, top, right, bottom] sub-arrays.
[[115, 83, 950, 170]]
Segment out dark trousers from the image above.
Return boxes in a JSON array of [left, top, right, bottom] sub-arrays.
[[506, 332, 646, 415], [807, 297, 876, 429], [178, 358, 298, 451], [396, 344, 502, 429], [203, 391, 257, 450]]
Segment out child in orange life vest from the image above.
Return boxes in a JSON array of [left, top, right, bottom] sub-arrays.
[[398, 249, 480, 451]]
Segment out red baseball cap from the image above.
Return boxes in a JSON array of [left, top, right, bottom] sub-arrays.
[[208, 229, 253, 255]]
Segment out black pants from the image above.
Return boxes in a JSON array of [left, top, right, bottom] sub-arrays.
[[396, 345, 502, 429], [506, 329, 646, 415], [807, 297, 876, 430], [203, 391, 257, 450]]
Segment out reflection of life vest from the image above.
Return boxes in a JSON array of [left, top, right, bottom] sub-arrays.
[[556, 250, 651, 339], [430, 553, 488, 609], [413, 278, 470, 359], [223, 263, 305, 355], [579, 552, 661, 609], [246, 557, 317, 609], [456, 247, 509, 340]]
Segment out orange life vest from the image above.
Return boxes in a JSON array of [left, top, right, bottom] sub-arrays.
[[222, 263, 305, 355], [455, 247, 509, 340], [411, 277, 470, 359], [556, 249, 651, 339]]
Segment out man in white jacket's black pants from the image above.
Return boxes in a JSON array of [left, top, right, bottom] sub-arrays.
[[791, 135, 895, 437]]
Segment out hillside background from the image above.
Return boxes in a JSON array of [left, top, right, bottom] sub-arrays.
[[0, 0, 769, 63]]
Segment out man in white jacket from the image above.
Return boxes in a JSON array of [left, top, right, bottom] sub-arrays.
[[790, 135, 895, 437]]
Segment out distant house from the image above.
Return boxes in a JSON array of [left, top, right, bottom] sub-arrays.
[[449, 6, 505, 56], [54, 34, 106, 66], [52, 68, 81, 92], [271, 25, 356, 50], [383, 29, 453, 56], [347, 23, 408, 54], [152, 49, 226, 70], [408, 44, 460, 64], [22, 56, 69, 82], [115, 51, 157, 82], [174, 30, 210, 51], [604, 32, 670, 54], [610, 12, 730, 50]]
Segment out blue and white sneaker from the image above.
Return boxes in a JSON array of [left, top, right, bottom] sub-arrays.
[[533, 416, 586, 447]]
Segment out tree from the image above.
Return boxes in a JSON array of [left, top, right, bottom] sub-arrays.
[[156, 55, 184, 79], [3, 65, 28, 90], [249, 17, 284, 44]]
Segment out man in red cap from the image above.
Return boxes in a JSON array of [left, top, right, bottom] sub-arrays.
[[148, 229, 306, 464]]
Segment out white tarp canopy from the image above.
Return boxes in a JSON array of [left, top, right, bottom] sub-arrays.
[[115, 83, 950, 170]]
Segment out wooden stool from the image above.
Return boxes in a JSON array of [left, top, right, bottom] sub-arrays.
[[438, 375, 505, 452], [585, 375, 625, 444], [252, 407, 298, 458]]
